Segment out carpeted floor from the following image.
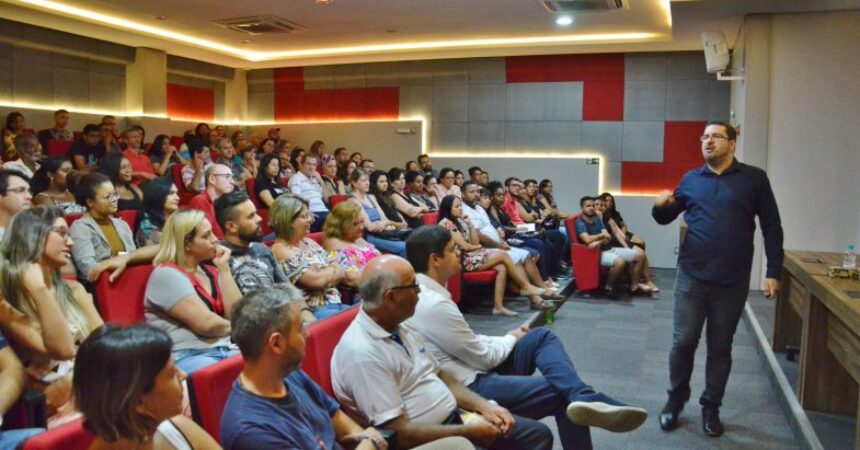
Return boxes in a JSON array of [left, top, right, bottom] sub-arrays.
[[460, 268, 803, 450]]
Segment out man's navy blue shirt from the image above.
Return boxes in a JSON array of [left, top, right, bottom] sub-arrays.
[[652, 159, 784, 285]]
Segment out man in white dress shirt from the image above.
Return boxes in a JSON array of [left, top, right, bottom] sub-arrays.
[[331, 255, 554, 450], [404, 226, 648, 450]]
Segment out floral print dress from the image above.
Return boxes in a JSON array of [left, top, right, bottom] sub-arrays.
[[439, 217, 493, 271], [281, 238, 342, 308]]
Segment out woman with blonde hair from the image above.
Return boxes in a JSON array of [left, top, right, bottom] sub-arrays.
[[322, 201, 381, 277], [144, 209, 242, 374], [0, 206, 103, 425], [270, 194, 353, 323], [74, 324, 220, 450]]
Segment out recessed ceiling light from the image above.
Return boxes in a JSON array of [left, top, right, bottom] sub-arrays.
[[556, 16, 574, 26]]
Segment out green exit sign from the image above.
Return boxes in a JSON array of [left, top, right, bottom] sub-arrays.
[[586, 158, 600, 165]]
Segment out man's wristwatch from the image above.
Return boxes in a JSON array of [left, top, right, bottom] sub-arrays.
[[357, 436, 381, 450]]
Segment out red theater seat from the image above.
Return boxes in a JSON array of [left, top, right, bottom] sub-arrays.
[[46, 140, 73, 158], [95, 265, 153, 325], [170, 136, 184, 150], [566, 215, 602, 292], [422, 212, 439, 226], [306, 232, 323, 245], [116, 209, 138, 232], [64, 213, 83, 227], [22, 419, 93, 450], [187, 354, 244, 443], [329, 194, 348, 208], [301, 306, 359, 396], [172, 164, 195, 206], [258, 208, 271, 236], [245, 178, 259, 207]]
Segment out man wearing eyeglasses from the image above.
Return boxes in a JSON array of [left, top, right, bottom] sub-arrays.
[[403, 226, 646, 450], [652, 121, 784, 437], [189, 164, 236, 240], [0, 169, 32, 239]]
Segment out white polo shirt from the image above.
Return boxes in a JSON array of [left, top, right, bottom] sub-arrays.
[[331, 308, 457, 427], [288, 171, 328, 213], [405, 274, 517, 387]]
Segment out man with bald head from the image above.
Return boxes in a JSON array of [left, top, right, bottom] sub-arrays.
[[188, 163, 236, 240], [331, 256, 553, 450]]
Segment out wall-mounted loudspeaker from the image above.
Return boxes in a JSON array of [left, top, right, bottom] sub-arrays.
[[701, 31, 730, 73]]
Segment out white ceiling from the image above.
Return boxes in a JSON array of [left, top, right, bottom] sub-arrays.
[[1, 0, 859, 68]]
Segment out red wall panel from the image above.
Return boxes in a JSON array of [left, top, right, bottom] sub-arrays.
[[273, 68, 399, 121], [166, 83, 214, 121], [620, 121, 707, 194]]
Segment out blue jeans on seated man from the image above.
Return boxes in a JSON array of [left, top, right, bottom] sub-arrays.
[[174, 346, 240, 375], [0, 428, 44, 450], [468, 327, 593, 450], [310, 210, 328, 233], [668, 268, 750, 408], [365, 235, 407, 258], [312, 303, 350, 320]]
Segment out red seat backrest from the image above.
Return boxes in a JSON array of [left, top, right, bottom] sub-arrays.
[[73, 131, 82, 140], [329, 194, 348, 208], [280, 176, 290, 186], [64, 213, 83, 227], [172, 164, 195, 206], [301, 306, 360, 396], [22, 419, 93, 450], [116, 210, 138, 232], [246, 178, 259, 207], [47, 140, 73, 158], [306, 232, 323, 245], [187, 354, 245, 443], [422, 212, 439, 225], [95, 265, 153, 325], [567, 214, 584, 244], [257, 208, 272, 236], [170, 136, 184, 150]]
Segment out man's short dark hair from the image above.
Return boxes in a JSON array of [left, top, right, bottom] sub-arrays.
[[580, 196, 594, 207], [54, 109, 69, 117], [215, 190, 251, 230], [405, 170, 423, 185], [0, 169, 30, 196], [504, 177, 521, 187], [82, 123, 100, 135], [462, 180, 478, 191], [75, 172, 111, 207], [417, 154, 430, 162], [523, 179, 537, 187], [705, 121, 737, 141], [487, 181, 504, 194], [468, 166, 482, 177], [231, 285, 304, 361], [360, 159, 374, 166], [406, 225, 452, 274], [479, 188, 491, 197]]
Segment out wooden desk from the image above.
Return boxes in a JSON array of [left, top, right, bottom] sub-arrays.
[[774, 250, 860, 448]]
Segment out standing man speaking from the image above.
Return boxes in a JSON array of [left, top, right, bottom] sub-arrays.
[[652, 121, 784, 437]]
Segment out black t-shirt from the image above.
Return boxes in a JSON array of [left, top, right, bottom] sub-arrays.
[[254, 178, 288, 209], [69, 140, 106, 167]]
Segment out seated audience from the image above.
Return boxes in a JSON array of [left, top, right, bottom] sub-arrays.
[[388, 167, 428, 229], [136, 177, 180, 247], [32, 157, 86, 215], [454, 170, 465, 188], [214, 191, 288, 294], [405, 226, 647, 449], [270, 195, 352, 323], [70, 173, 136, 278], [369, 170, 410, 228], [503, 178, 569, 278], [100, 115, 120, 143], [418, 154, 438, 179], [2, 112, 27, 160], [232, 130, 247, 154], [99, 153, 144, 211], [288, 153, 329, 232], [145, 209, 242, 374], [485, 181, 561, 281], [149, 134, 187, 176], [182, 140, 213, 194], [468, 166, 483, 185], [575, 196, 645, 298], [434, 168, 462, 200], [239, 145, 257, 180], [74, 324, 220, 450], [253, 154, 287, 209], [322, 201, 382, 277], [595, 194, 658, 293], [349, 152, 363, 166], [600, 192, 647, 250], [0, 328, 44, 447], [359, 159, 375, 173], [4, 133, 42, 178], [287, 148, 305, 177], [188, 164, 236, 240], [121, 128, 156, 185], [257, 138, 276, 160], [332, 255, 552, 450], [438, 195, 554, 315], [334, 147, 349, 168], [423, 174, 442, 208], [347, 169, 407, 257], [336, 160, 357, 194], [460, 182, 548, 290], [320, 154, 345, 204], [406, 170, 437, 211], [538, 179, 569, 219], [480, 171, 489, 187], [0, 169, 32, 238], [0, 207, 103, 423], [222, 287, 418, 450], [405, 160, 419, 172], [309, 139, 326, 158], [69, 124, 107, 171], [213, 137, 249, 188], [36, 109, 73, 150]]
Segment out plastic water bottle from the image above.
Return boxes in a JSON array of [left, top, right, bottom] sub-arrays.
[[545, 301, 555, 325], [844, 244, 856, 269]]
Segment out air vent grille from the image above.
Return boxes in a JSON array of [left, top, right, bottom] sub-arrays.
[[541, 0, 628, 13], [213, 15, 304, 35]]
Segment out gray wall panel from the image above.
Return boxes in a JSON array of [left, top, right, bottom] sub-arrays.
[[432, 121, 467, 151], [665, 52, 708, 80], [433, 84, 468, 122], [398, 85, 433, 119], [398, 60, 434, 86], [468, 83, 506, 121], [14, 63, 53, 104], [543, 82, 583, 120], [468, 121, 505, 151], [582, 121, 623, 161], [303, 65, 334, 90], [467, 58, 505, 84], [433, 59, 468, 84], [624, 80, 666, 120], [624, 53, 667, 81], [505, 121, 541, 150], [540, 121, 582, 150], [333, 63, 366, 89], [622, 121, 664, 162], [505, 83, 542, 121], [88, 72, 123, 111], [665, 79, 709, 121], [364, 62, 399, 87], [707, 79, 731, 121]]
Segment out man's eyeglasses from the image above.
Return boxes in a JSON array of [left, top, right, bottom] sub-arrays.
[[700, 134, 729, 142], [101, 192, 119, 201], [389, 283, 421, 294]]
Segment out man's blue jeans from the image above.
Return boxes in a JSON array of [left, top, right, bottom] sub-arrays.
[[174, 346, 240, 375], [366, 235, 407, 258], [0, 428, 44, 450], [668, 267, 750, 408], [469, 328, 594, 450]]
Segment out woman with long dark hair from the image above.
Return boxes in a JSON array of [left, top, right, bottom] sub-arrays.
[[98, 153, 143, 211], [149, 134, 187, 176], [346, 169, 407, 257], [32, 156, 86, 215], [388, 167, 428, 229], [368, 170, 408, 227], [254, 154, 288, 209], [136, 177, 180, 247]]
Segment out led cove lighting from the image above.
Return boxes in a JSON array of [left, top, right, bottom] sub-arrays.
[[13, 0, 661, 62], [556, 16, 574, 26]]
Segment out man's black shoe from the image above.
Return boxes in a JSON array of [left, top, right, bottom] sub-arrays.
[[701, 406, 724, 437], [659, 401, 683, 431]]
